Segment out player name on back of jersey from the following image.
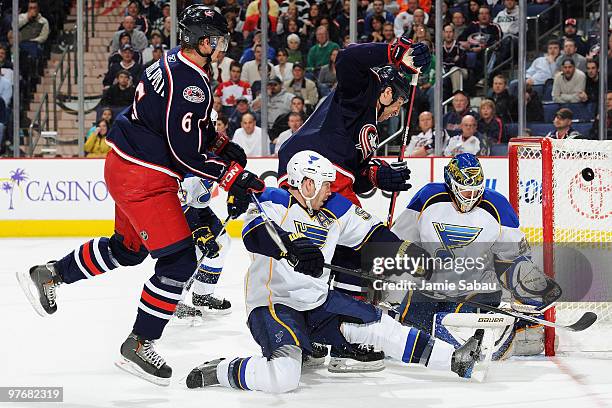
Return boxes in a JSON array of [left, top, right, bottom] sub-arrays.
[[145, 59, 164, 96]]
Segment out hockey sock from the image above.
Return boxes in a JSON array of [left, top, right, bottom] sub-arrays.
[[217, 346, 302, 393], [341, 313, 453, 368], [193, 232, 230, 296], [55, 238, 119, 283]]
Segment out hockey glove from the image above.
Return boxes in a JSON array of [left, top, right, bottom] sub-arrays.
[[279, 231, 325, 278], [389, 36, 431, 75], [364, 159, 411, 192], [219, 162, 266, 218], [209, 132, 248, 167], [395, 241, 433, 280], [192, 225, 221, 258]]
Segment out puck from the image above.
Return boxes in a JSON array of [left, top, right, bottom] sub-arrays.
[[581, 168, 594, 182]]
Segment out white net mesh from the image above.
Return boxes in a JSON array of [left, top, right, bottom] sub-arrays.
[[511, 138, 612, 352]]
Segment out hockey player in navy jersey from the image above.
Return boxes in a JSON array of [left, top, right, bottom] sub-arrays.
[[17, 6, 264, 386], [185, 151, 487, 393], [390, 154, 561, 358]]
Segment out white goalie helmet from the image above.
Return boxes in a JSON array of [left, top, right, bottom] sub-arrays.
[[287, 150, 336, 209]]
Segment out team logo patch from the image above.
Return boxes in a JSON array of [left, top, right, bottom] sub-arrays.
[[167, 54, 176, 62], [356, 124, 379, 160], [294, 221, 329, 247], [140, 230, 149, 241], [204, 9, 215, 17], [183, 86, 206, 103], [432, 222, 482, 260], [275, 330, 284, 343]]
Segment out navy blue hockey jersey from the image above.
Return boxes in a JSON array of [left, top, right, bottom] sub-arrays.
[[277, 43, 391, 185], [106, 47, 227, 180]]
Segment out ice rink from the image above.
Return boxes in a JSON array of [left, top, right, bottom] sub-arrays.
[[2, 238, 612, 408]]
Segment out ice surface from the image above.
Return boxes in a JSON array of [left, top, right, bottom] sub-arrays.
[[2, 238, 611, 408]]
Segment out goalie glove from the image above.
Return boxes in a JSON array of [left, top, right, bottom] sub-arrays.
[[388, 36, 431, 76], [364, 159, 411, 192], [279, 230, 325, 278], [192, 225, 220, 259]]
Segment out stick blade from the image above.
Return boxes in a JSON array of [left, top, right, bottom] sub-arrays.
[[566, 312, 597, 332]]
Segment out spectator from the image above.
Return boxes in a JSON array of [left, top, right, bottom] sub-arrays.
[[143, 44, 164, 70], [493, 0, 519, 37], [335, 0, 365, 39], [465, 0, 481, 24], [101, 70, 136, 108], [110, 16, 148, 53], [525, 83, 544, 122], [382, 22, 396, 43], [307, 26, 340, 73], [84, 119, 112, 158], [211, 51, 235, 84], [87, 107, 114, 141], [284, 63, 319, 108], [280, 0, 310, 23], [228, 96, 254, 136], [213, 95, 223, 114], [477, 99, 505, 146], [151, 2, 170, 34], [216, 114, 229, 134], [561, 18, 589, 56], [545, 108, 584, 139], [441, 23, 467, 93], [252, 77, 294, 136], [406, 8, 430, 39], [556, 38, 587, 73], [365, 0, 395, 35], [140, 0, 161, 24], [270, 95, 307, 140], [526, 39, 560, 86], [0, 70, 12, 106], [444, 114, 488, 156], [406, 111, 447, 157], [121, 1, 149, 34], [226, 15, 244, 62], [160, 16, 172, 48], [314, 17, 341, 47], [142, 31, 166, 65], [273, 48, 294, 82], [0, 44, 13, 69], [589, 92, 612, 140], [18, 1, 49, 59], [451, 11, 467, 39], [410, 22, 432, 43], [414, 39, 435, 112], [318, 48, 339, 92], [367, 15, 386, 42], [274, 112, 304, 154], [233, 112, 268, 156], [580, 60, 599, 103], [488, 74, 516, 123], [241, 45, 274, 85], [108, 31, 143, 67], [458, 7, 502, 83], [552, 58, 586, 104], [240, 30, 276, 64], [215, 62, 253, 117], [243, 0, 280, 36], [301, 3, 321, 41], [394, 0, 423, 37], [286, 34, 304, 64], [104, 44, 143, 88], [443, 91, 479, 137], [320, 0, 344, 20]]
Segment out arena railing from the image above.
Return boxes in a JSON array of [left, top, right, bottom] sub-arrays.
[[526, 1, 562, 52], [28, 92, 50, 156]]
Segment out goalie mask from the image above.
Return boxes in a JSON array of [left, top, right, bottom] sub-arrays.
[[287, 150, 336, 211], [444, 153, 485, 213], [179, 5, 229, 58]]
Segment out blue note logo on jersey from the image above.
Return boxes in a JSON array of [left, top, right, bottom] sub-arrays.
[[294, 221, 329, 247], [308, 155, 320, 164], [197, 178, 214, 204], [432, 222, 482, 260]]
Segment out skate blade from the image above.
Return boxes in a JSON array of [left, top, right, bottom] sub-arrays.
[[169, 315, 204, 327], [302, 356, 326, 369], [194, 306, 232, 316], [15, 270, 48, 318], [115, 357, 171, 387], [327, 358, 385, 373]]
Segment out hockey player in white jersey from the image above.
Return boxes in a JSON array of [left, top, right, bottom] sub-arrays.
[[390, 153, 561, 357], [185, 150, 487, 393], [173, 175, 233, 320]]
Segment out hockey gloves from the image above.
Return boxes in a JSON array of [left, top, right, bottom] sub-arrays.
[[396, 241, 433, 280], [365, 159, 411, 192], [279, 230, 325, 278], [389, 36, 431, 75], [209, 131, 247, 167], [219, 162, 266, 218], [192, 225, 220, 258]]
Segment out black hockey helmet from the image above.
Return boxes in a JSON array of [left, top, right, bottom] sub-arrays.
[[372, 65, 412, 105], [178, 5, 229, 52]]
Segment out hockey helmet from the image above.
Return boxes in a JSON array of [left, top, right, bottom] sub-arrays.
[[444, 153, 485, 213], [372, 65, 412, 105], [178, 5, 229, 52], [287, 150, 336, 211]]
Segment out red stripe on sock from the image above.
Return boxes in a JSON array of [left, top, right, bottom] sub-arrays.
[[82, 240, 103, 276], [141, 290, 178, 313]]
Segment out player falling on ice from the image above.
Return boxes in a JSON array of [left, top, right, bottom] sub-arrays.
[[389, 153, 561, 358], [185, 150, 488, 393], [16, 5, 264, 386], [276, 35, 430, 369]]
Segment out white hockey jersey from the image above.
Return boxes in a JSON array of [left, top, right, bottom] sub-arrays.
[[242, 188, 385, 315], [391, 183, 528, 297], [179, 175, 215, 208]]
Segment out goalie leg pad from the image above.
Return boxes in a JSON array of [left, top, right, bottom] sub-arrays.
[[513, 320, 545, 356]]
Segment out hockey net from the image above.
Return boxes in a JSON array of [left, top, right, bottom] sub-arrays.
[[508, 137, 612, 355]]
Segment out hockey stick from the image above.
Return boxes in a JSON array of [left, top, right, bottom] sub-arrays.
[[321, 262, 597, 333], [386, 72, 419, 227]]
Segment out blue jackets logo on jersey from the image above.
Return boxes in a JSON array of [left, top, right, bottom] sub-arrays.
[[432, 222, 482, 260], [183, 86, 206, 103], [294, 221, 329, 247]]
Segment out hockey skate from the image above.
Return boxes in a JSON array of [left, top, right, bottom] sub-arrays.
[[16, 262, 62, 317], [186, 358, 225, 388], [192, 293, 232, 315], [328, 343, 385, 373], [115, 332, 172, 386], [450, 329, 484, 380], [302, 342, 328, 368]]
